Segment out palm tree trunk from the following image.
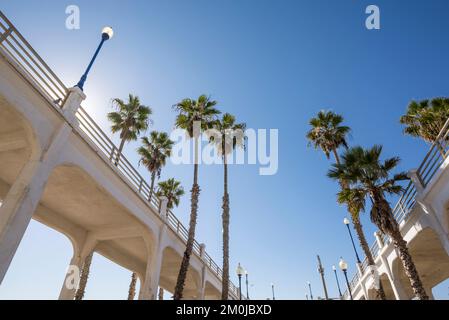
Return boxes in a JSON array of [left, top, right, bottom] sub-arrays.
[[221, 156, 230, 300], [173, 137, 200, 300], [390, 228, 429, 300], [333, 147, 387, 299], [74, 252, 93, 300], [115, 137, 127, 166], [127, 272, 137, 300], [352, 215, 387, 300], [158, 287, 164, 300], [149, 171, 156, 201]]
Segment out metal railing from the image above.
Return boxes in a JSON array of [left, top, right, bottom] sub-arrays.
[[0, 11, 67, 107], [0, 10, 240, 299], [342, 116, 449, 299]]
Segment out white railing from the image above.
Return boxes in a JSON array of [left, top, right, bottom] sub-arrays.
[[0, 10, 240, 299]]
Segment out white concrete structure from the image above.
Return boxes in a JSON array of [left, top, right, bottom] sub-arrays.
[[341, 128, 449, 300], [0, 11, 240, 300]]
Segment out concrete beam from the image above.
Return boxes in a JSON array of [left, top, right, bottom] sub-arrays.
[[91, 225, 145, 241]]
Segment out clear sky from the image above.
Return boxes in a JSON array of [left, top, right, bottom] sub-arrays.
[[1, 0, 449, 300]]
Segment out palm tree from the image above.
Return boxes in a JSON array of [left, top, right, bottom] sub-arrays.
[[328, 145, 429, 300], [74, 252, 93, 300], [400, 98, 449, 143], [209, 113, 246, 300], [137, 131, 174, 201], [126, 132, 173, 300], [172, 95, 220, 300], [306, 110, 386, 300], [107, 94, 152, 164], [156, 178, 185, 210], [127, 272, 137, 300]]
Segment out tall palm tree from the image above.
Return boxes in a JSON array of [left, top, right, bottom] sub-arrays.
[[400, 98, 449, 143], [107, 94, 152, 164], [156, 178, 185, 210], [328, 145, 429, 300], [74, 252, 93, 300], [306, 110, 386, 299], [172, 95, 220, 300], [137, 131, 174, 201], [209, 113, 246, 300]]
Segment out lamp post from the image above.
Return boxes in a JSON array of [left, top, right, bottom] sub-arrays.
[[236, 263, 244, 300], [307, 281, 313, 300], [332, 265, 343, 299], [76, 26, 114, 91], [316, 255, 329, 300], [343, 218, 361, 264], [271, 283, 275, 300], [245, 270, 250, 300], [339, 257, 353, 300]]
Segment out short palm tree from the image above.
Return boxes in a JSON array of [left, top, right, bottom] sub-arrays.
[[137, 131, 174, 201], [172, 95, 220, 300], [107, 94, 152, 164], [126, 132, 173, 300], [328, 145, 429, 300], [156, 178, 185, 210], [209, 113, 246, 300], [306, 110, 386, 299], [400, 98, 449, 143]]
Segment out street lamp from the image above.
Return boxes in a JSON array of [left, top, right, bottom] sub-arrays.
[[271, 283, 275, 300], [245, 270, 250, 300], [343, 218, 361, 264], [307, 281, 314, 300], [76, 26, 114, 91], [236, 263, 244, 300], [332, 265, 343, 299], [339, 257, 353, 300]]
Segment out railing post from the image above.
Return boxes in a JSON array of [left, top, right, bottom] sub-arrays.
[[374, 231, 384, 250], [61, 86, 86, 124], [159, 196, 168, 221], [109, 146, 116, 162], [408, 168, 424, 194]]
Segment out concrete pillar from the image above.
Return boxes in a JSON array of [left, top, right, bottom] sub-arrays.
[[159, 196, 168, 221], [0, 85, 84, 284], [61, 86, 86, 123], [374, 231, 385, 250], [58, 234, 97, 300], [408, 169, 424, 194], [380, 254, 409, 300], [139, 227, 166, 300]]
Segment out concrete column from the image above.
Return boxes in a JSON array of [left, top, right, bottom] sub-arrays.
[[380, 254, 409, 300], [408, 169, 424, 194], [159, 196, 168, 221], [374, 231, 385, 250], [139, 227, 166, 300], [61, 86, 86, 124], [0, 85, 84, 284], [58, 234, 97, 300], [0, 131, 67, 283]]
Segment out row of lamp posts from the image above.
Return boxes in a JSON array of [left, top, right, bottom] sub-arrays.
[[236, 263, 276, 300], [306, 218, 361, 300]]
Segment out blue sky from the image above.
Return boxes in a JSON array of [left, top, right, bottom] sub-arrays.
[[1, 0, 449, 300]]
